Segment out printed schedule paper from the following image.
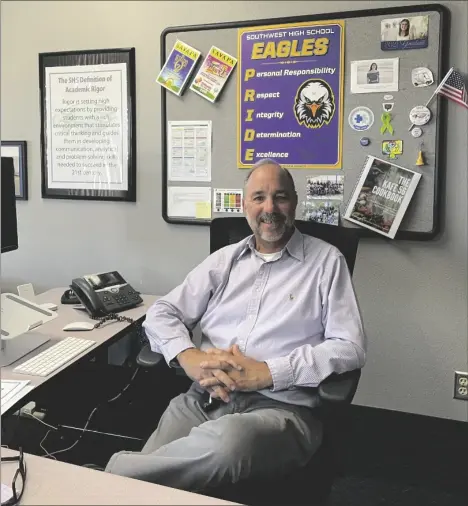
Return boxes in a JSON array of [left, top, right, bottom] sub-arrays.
[[168, 121, 212, 182]]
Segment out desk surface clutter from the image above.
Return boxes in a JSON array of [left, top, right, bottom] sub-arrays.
[[1, 288, 158, 392], [1, 288, 238, 505]]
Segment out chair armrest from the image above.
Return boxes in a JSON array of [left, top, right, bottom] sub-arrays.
[[318, 369, 361, 404], [136, 343, 165, 368]]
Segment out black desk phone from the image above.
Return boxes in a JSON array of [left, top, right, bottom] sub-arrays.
[[70, 271, 143, 317]]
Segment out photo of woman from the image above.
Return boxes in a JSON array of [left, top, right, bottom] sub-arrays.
[[351, 57, 398, 94], [367, 63, 380, 84], [397, 19, 413, 40], [381, 15, 428, 50]]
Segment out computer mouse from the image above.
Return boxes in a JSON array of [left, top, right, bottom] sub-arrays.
[[62, 321, 96, 332]]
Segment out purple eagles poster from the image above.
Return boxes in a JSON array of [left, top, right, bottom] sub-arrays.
[[238, 21, 344, 169]]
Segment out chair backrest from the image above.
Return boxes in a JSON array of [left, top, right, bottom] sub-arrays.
[[210, 217, 360, 275]]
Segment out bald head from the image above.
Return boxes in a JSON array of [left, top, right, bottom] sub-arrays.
[[244, 159, 296, 195]]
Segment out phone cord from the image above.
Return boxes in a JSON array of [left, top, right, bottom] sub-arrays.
[[91, 313, 148, 345], [91, 313, 135, 329]]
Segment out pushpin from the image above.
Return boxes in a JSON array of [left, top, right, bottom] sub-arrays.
[[415, 142, 425, 166]]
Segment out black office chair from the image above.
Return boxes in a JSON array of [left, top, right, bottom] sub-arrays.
[[136, 217, 362, 505]]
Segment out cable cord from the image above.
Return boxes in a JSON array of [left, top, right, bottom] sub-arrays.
[[91, 312, 135, 329], [91, 314, 148, 347], [39, 365, 140, 460]]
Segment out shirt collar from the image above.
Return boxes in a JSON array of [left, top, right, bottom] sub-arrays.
[[236, 226, 304, 262]]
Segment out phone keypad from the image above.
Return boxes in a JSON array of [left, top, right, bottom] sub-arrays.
[[100, 286, 143, 311]]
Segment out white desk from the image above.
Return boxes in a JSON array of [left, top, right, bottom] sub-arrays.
[[1, 288, 159, 415], [0, 448, 238, 505]]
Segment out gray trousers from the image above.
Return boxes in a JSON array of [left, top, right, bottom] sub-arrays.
[[105, 383, 322, 492]]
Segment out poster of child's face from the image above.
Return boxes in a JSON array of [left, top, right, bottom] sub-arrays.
[[381, 15, 429, 50]]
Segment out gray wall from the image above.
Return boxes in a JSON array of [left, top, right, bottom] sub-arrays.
[[1, 1, 467, 422]]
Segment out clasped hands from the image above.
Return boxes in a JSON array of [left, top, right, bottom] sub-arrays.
[[177, 345, 272, 402]]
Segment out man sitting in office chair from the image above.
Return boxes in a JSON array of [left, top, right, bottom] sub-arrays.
[[105, 158, 366, 492]]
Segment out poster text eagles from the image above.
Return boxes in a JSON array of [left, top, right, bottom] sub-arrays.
[[237, 21, 344, 169]]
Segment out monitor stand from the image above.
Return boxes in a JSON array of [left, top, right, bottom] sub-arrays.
[[0, 332, 50, 367]]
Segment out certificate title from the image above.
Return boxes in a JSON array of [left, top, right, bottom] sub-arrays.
[[58, 74, 113, 94]]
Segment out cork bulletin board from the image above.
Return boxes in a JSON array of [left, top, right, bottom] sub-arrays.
[[160, 3, 449, 240]]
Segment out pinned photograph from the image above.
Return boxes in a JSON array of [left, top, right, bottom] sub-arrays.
[[302, 200, 340, 226], [381, 16, 429, 51], [306, 175, 344, 200], [350, 58, 399, 94]]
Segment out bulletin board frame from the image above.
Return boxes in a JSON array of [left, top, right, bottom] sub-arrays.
[[160, 4, 450, 241], [39, 47, 137, 202]]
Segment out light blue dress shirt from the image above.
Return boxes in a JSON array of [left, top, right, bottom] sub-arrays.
[[143, 227, 366, 408]]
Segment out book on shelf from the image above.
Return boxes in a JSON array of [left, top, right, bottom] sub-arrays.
[[343, 155, 422, 239]]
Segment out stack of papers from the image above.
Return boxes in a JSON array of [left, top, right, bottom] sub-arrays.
[[1, 379, 33, 415]]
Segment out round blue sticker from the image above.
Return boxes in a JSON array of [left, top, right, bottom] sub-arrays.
[[348, 107, 374, 131], [360, 137, 370, 146]]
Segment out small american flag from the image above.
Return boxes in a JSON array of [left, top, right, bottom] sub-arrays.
[[437, 69, 468, 109]]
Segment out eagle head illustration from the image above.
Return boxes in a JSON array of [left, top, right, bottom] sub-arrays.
[[294, 79, 335, 129]]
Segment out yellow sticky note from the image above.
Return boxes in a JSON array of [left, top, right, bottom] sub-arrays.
[[195, 201, 211, 219]]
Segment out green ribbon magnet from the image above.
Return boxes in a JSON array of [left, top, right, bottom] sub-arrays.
[[380, 112, 394, 135]]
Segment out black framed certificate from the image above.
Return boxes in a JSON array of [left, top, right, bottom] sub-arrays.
[[39, 48, 136, 201]]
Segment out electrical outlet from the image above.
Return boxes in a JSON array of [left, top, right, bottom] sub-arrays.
[[454, 371, 468, 401]]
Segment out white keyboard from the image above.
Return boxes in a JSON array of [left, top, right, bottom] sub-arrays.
[[13, 337, 96, 377]]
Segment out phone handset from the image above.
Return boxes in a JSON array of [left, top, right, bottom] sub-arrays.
[[70, 278, 107, 317]]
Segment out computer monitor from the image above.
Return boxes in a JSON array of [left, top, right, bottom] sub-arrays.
[[1, 157, 19, 253], [1, 157, 51, 367]]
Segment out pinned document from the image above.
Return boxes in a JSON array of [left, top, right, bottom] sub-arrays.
[[213, 189, 243, 213]]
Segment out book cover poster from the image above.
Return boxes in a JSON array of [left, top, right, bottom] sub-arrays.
[[156, 40, 201, 96], [344, 156, 421, 239], [190, 46, 237, 103]]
